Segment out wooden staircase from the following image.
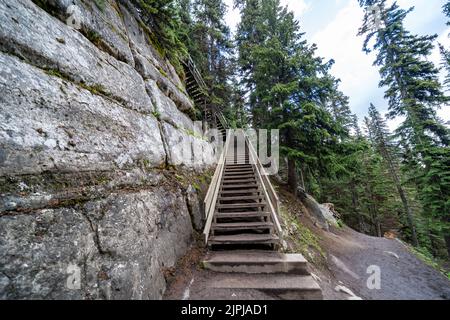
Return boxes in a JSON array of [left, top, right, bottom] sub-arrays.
[[181, 55, 322, 299], [205, 130, 282, 250]]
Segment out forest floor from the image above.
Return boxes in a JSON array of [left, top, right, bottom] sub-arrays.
[[163, 187, 450, 300]]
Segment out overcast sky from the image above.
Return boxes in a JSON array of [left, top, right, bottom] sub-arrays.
[[224, 0, 450, 131]]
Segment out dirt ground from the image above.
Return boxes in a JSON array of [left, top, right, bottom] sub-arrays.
[[164, 191, 450, 300]]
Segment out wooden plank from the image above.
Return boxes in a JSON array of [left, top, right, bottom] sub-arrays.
[[217, 203, 267, 209]]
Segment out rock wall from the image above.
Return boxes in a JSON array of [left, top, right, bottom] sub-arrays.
[[0, 0, 216, 299]]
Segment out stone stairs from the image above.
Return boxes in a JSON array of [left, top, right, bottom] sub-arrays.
[[203, 251, 322, 300]]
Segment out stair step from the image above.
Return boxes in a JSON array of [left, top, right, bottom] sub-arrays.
[[222, 179, 256, 184], [203, 251, 309, 275], [209, 234, 278, 245], [224, 169, 254, 174], [218, 196, 263, 201], [221, 184, 259, 190], [226, 164, 253, 167], [219, 190, 262, 195], [212, 222, 273, 231], [208, 274, 322, 300], [215, 211, 269, 218], [223, 174, 255, 178], [217, 203, 266, 209]]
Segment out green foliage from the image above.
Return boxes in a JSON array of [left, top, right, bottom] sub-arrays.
[[93, 0, 106, 11], [444, 1, 450, 25], [358, 0, 450, 258], [84, 30, 102, 47], [130, 0, 188, 75], [152, 109, 161, 120], [180, 0, 235, 112], [439, 44, 450, 91], [280, 207, 325, 263]]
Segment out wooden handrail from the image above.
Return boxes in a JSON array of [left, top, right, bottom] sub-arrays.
[[203, 130, 233, 243], [245, 133, 283, 240]]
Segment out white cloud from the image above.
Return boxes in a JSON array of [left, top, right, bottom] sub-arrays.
[[280, 0, 310, 20], [310, 0, 450, 131], [224, 0, 240, 34], [310, 1, 381, 117]]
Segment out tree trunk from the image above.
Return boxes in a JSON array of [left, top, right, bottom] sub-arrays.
[[287, 157, 297, 197], [384, 152, 419, 247], [445, 234, 450, 260], [351, 182, 363, 232]]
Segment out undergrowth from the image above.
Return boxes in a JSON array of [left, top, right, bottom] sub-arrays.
[[280, 206, 325, 265]]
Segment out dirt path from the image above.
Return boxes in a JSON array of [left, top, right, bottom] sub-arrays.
[[164, 190, 450, 300], [318, 226, 450, 300]]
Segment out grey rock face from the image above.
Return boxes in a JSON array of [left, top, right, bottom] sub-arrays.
[[119, 3, 193, 112], [0, 0, 215, 300], [35, 0, 135, 65], [162, 122, 194, 167], [0, 0, 151, 113], [0, 207, 96, 299], [0, 186, 193, 300], [146, 79, 194, 131], [0, 53, 165, 175]]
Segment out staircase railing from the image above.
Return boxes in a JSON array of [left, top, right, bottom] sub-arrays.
[[183, 55, 208, 95], [245, 133, 284, 242], [203, 129, 233, 243]]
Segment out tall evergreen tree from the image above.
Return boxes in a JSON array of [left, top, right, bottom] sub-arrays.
[[367, 104, 419, 245], [235, 0, 341, 195], [191, 0, 234, 108], [444, 1, 450, 25], [439, 44, 450, 91], [359, 0, 450, 253], [131, 0, 187, 73]]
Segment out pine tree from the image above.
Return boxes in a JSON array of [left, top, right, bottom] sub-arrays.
[[131, 0, 187, 73], [359, 0, 450, 254], [444, 1, 450, 25], [236, 0, 341, 195], [191, 0, 234, 109], [439, 44, 450, 91], [367, 104, 419, 245]]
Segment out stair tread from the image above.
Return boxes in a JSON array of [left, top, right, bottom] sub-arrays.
[[204, 251, 307, 264], [210, 274, 321, 291], [218, 196, 264, 201], [221, 184, 259, 189], [215, 211, 269, 218], [217, 203, 266, 209], [212, 222, 273, 229], [223, 175, 255, 179], [209, 234, 279, 244], [219, 190, 262, 195], [222, 179, 257, 183]]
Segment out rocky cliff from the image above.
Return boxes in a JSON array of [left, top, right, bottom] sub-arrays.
[[0, 0, 216, 299]]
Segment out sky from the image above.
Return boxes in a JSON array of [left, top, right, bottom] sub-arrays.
[[224, 0, 450, 131]]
